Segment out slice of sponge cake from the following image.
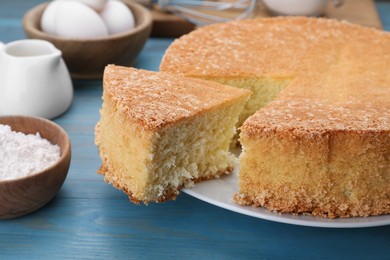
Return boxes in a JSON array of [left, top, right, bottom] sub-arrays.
[[95, 65, 250, 203]]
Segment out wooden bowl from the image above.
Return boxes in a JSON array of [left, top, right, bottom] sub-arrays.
[[0, 116, 71, 219], [22, 1, 152, 79]]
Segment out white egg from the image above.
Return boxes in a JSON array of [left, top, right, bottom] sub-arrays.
[[76, 0, 108, 12], [41, 1, 65, 35], [100, 0, 135, 35], [54, 0, 109, 38]]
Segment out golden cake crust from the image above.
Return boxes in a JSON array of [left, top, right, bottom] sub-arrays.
[[161, 16, 390, 135], [104, 65, 250, 130], [160, 17, 390, 218], [161, 17, 390, 78]]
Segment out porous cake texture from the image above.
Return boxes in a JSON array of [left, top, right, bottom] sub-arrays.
[[95, 65, 250, 203], [161, 17, 390, 218]]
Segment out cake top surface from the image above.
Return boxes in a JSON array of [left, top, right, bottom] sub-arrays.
[[161, 17, 389, 78], [160, 17, 390, 135], [103, 65, 250, 130]]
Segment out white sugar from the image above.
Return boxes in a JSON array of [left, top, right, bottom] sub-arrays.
[[0, 124, 60, 181]]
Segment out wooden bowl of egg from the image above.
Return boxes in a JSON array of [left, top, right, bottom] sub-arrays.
[[0, 116, 71, 219], [23, 0, 152, 79]]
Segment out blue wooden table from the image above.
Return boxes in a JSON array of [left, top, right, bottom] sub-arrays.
[[1, 1, 389, 259]]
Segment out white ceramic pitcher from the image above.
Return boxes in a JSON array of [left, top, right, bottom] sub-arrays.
[[0, 39, 73, 119]]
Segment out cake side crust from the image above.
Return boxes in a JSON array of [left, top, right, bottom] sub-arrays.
[[236, 127, 390, 218]]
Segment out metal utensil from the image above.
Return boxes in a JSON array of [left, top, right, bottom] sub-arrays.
[[154, 0, 257, 26]]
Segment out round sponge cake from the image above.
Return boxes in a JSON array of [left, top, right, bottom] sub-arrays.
[[161, 17, 390, 218]]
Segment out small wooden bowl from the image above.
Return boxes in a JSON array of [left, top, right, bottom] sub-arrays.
[[0, 116, 71, 219], [22, 1, 152, 79]]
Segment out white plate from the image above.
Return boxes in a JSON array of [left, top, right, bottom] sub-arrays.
[[183, 170, 390, 228]]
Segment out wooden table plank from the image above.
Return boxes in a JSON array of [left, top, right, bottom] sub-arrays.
[[325, 0, 382, 29]]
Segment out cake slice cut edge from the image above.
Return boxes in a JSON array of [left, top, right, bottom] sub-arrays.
[[95, 65, 251, 204]]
